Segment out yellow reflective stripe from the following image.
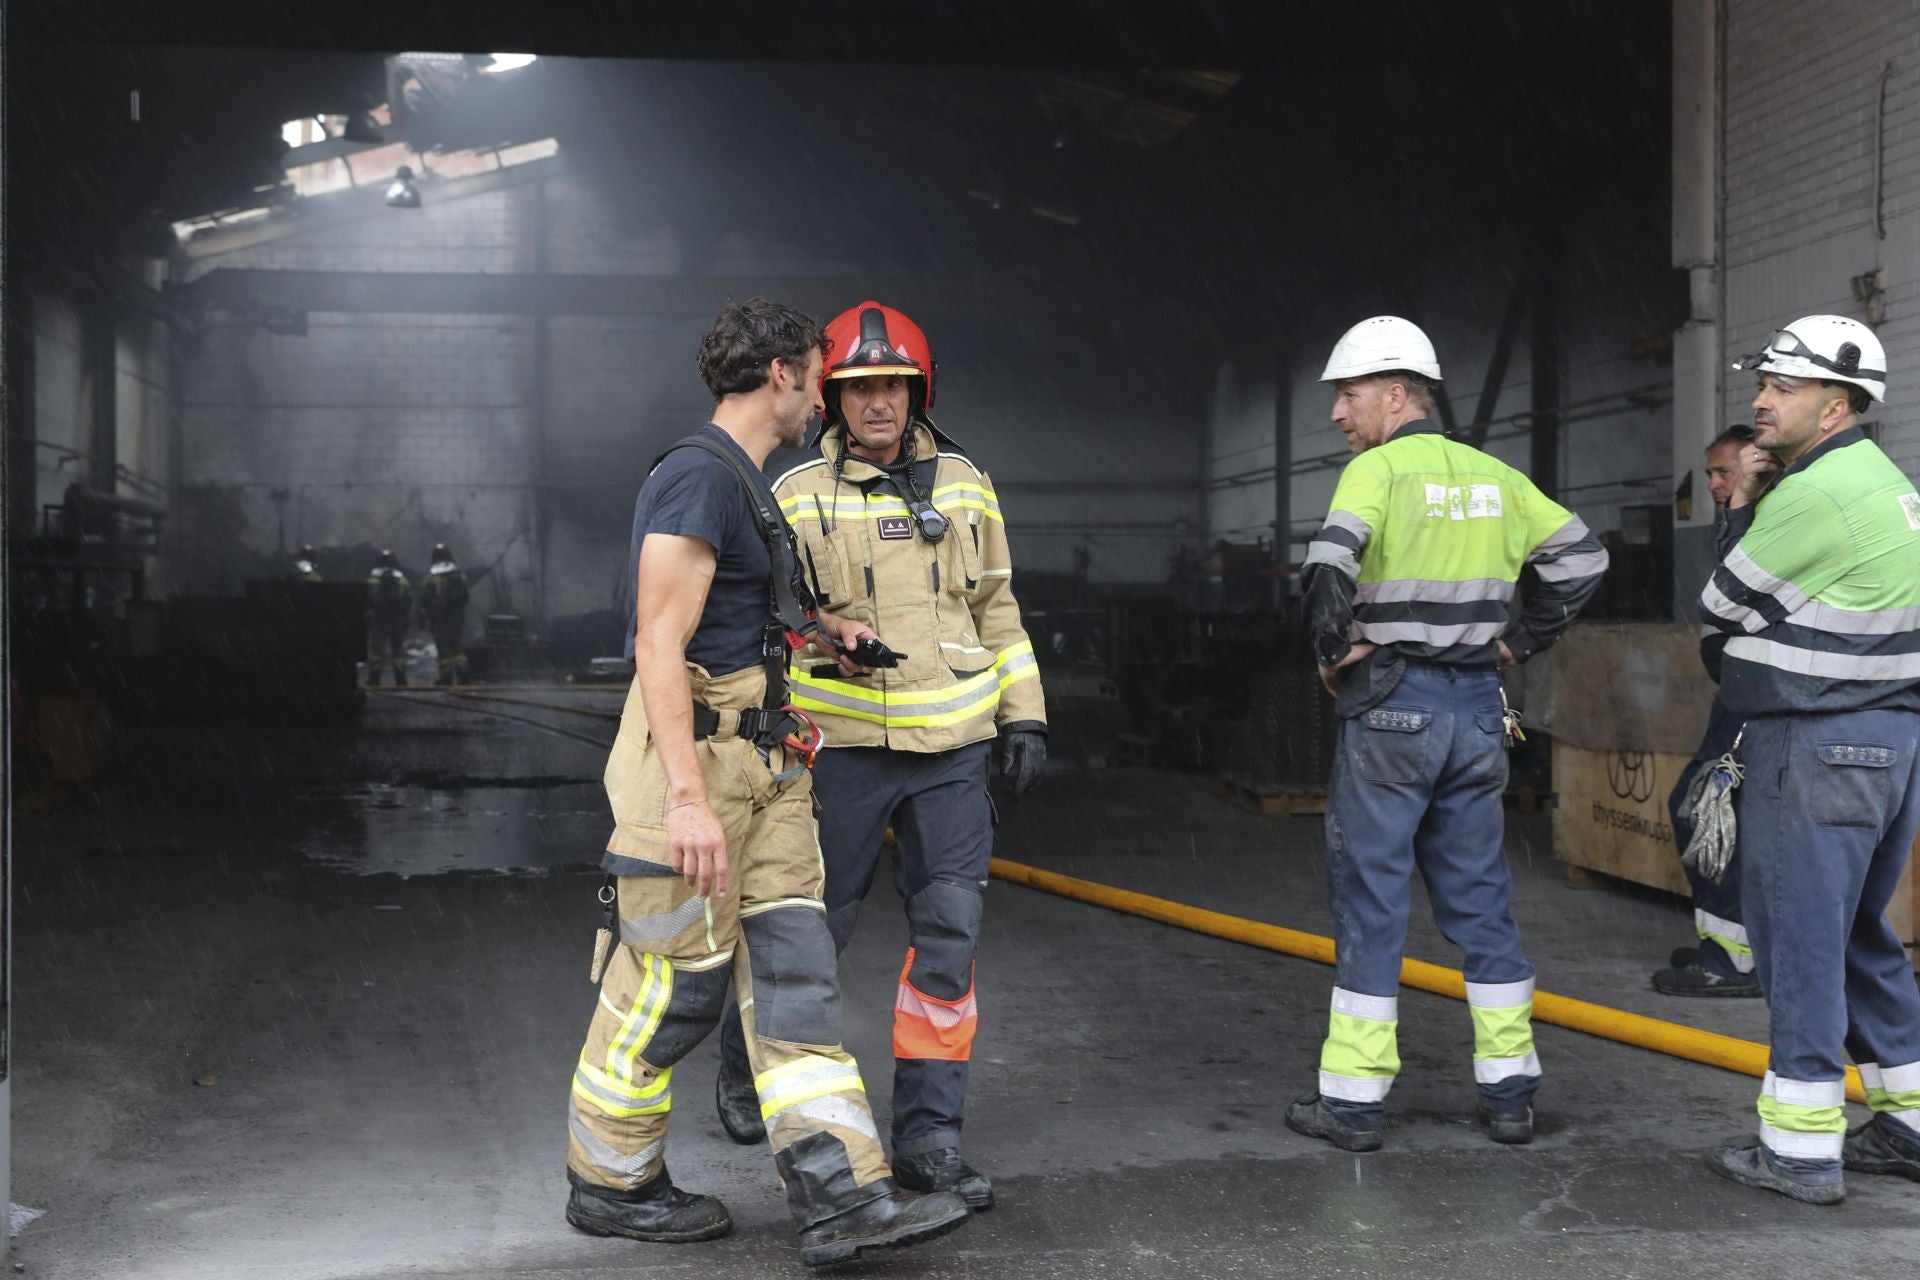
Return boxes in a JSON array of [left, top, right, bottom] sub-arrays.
[[1758, 1072, 1846, 1137], [789, 691, 1001, 730], [755, 1059, 867, 1121], [887, 669, 1000, 706], [791, 640, 1032, 729], [1321, 1009, 1400, 1081], [572, 1058, 673, 1118], [777, 491, 1003, 524], [942, 498, 1003, 523], [932, 480, 998, 501], [792, 666, 1001, 708], [1468, 1000, 1535, 1062], [606, 953, 671, 1083], [792, 668, 888, 705]]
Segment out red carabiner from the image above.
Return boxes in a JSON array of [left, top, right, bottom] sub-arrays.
[[781, 705, 824, 768]]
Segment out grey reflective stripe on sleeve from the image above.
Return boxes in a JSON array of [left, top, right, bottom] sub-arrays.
[[1305, 510, 1372, 577], [1532, 546, 1610, 583], [569, 1109, 665, 1181], [1354, 577, 1514, 606], [1701, 576, 1769, 634], [619, 895, 709, 948], [1527, 516, 1609, 582], [1303, 539, 1360, 578], [1355, 619, 1507, 647], [1725, 545, 1811, 615], [1723, 636, 1920, 681], [996, 648, 1039, 681]]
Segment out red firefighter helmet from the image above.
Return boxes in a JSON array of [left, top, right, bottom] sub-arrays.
[[820, 302, 935, 431]]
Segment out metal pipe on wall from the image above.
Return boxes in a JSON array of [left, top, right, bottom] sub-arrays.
[[1669, 0, 1725, 616]]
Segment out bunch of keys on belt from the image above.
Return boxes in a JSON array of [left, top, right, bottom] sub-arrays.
[[1499, 686, 1527, 748]]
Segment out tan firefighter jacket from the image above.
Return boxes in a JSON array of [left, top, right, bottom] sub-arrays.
[[773, 422, 1045, 753]]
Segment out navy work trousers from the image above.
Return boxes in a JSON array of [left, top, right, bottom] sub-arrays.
[[1318, 663, 1539, 1124], [723, 740, 996, 1154], [1736, 709, 1920, 1183]]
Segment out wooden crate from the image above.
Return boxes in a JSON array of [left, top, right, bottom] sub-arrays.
[[1219, 776, 1327, 816], [1552, 739, 1917, 965]]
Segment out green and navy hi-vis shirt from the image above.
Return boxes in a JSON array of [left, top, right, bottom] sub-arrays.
[[1304, 420, 1610, 671], [1702, 427, 1920, 717]]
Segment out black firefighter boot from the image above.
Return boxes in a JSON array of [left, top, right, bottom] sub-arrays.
[[780, 1133, 970, 1267], [894, 1146, 994, 1210], [715, 1034, 766, 1145], [563, 1168, 733, 1243]]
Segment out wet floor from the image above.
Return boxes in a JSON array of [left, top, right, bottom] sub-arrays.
[[9, 687, 1919, 1277]]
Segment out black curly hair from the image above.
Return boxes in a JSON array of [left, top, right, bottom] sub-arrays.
[[696, 297, 829, 399]]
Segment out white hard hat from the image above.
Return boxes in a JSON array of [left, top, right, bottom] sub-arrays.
[[1319, 315, 1443, 383], [1732, 314, 1886, 403]]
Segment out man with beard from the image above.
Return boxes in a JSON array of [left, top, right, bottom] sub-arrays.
[[1701, 314, 1920, 1203], [1289, 315, 1608, 1153]]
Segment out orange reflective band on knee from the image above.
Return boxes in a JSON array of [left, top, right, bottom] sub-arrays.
[[891, 948, 978, 1062]]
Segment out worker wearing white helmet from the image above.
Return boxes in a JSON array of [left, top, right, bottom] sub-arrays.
[[1700, 313, 1920, 1203], [1288, 315, 1609, 1153]]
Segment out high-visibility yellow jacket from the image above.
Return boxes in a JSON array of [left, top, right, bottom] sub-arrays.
[[773, 423, 1046, 753]]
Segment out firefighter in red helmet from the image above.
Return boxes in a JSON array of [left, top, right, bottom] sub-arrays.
[[715, 302, 1047, 1210]]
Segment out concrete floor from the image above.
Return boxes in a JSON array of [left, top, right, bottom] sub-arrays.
[[10, 684, 1920, 1278]]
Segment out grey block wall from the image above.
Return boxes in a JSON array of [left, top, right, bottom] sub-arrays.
[[1722, 0, 1920, 466]]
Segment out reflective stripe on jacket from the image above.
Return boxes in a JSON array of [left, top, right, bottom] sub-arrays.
[[1701, 428, 1920, 716]]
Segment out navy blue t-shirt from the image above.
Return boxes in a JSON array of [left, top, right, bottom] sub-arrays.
[[624, 424, 774, 676]]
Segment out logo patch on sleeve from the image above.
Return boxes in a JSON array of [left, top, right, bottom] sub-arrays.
[[1900, 492, 1920, 532], [878, 515, 914, 539]]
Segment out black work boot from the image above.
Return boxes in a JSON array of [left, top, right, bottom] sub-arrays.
[[564, 1169, 733, 1243], [1285, 1092, 1384, 1153], [1652, 962, 1761, 998], [1843, 1118, 1920, 1182], [894, 1146, 993, 1210], [1476, 1101, 1535, 1145], [797, 1183, 970, 1267], [1668, 944, 1699, 969], [715, 1048, 765, 1146], [1706, 1139, 1844, 1205]]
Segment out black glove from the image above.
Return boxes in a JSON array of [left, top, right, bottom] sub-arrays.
[[996, 721, 1048, 798]]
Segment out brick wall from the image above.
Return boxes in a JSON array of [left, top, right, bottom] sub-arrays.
[[1723, 0, 1920, 468]]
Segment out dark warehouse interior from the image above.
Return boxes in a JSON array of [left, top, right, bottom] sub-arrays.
[[5, 1, 1920, 1276]]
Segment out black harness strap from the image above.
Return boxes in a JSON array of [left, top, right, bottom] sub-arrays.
[[649, 435, 819, 717]]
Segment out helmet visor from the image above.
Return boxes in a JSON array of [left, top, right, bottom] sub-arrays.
[[1735, 327, 1885, 383]]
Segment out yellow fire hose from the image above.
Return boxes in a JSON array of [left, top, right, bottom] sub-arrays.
[[987, 856, 1869, 1104], [368, 689, 1868, 1105]]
